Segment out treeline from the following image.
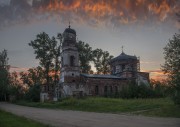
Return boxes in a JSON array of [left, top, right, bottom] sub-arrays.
[[106, 80, 175, 99], [0, 29, 179, 105]]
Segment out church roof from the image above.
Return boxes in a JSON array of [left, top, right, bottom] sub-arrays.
[[81, 73, 125, 79], [110, 52, 137, 63], [64, 26, 76, 35]]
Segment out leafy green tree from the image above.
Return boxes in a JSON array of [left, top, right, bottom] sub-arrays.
[[76, 41, 93, 73], [0, 49, 9, 101], [54, 33, 62, 85], [93, 49, 113, 74], [29, 32, 57, 85], [92, 49, 103, 74], [162, 33, 180, 104]]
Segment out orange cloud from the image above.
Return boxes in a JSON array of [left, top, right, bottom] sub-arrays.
[[143, 69, 168, 81], [0, 0, 179, 28], [35, 0, 179, 25]]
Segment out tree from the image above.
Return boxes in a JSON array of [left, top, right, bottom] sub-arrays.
[[54, 33, 62, 86], [0, 49, 9, 101], [162, 33, 180, 104], [9, 71, 25, 100], [20, 66, 45, 87], [76, 41, 93, 73], [29, 32, 57, 85], [92, 49, 103, 74], [93, 49, 113, 74], [25, 84, 41, 102]]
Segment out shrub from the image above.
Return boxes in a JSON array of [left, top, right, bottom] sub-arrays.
[[119, 81, 167, 99], [25, 84, 40, 102]]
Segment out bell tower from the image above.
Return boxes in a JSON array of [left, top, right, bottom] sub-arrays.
[[59, 25, 80, 96]]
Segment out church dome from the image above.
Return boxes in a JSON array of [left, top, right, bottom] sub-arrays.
[[64, 26, 76, 35], [110, 52, 137, 62]]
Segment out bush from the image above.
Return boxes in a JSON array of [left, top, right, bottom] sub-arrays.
[[119, 82, 165, 99], [173, 83, 180, 104], [25, 84, 40, 102]]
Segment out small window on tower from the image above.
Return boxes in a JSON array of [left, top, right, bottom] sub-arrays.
[[61, 57, 63, 66], [70, 56, 74, 66]]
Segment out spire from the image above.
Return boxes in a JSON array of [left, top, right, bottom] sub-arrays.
[[122, 46, 124, 53], [69, 21, 71, 28]]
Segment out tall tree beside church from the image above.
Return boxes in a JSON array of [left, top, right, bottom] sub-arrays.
[[162, 33, 180, 104], [101, 51, 113, 74], [93, 49, 113, 74], [54, 33, 62, 85], [92, 49, 103, 74], [76, 41, 93, 73], [0, 49, 9, 101], [29, 32, 57, 85]]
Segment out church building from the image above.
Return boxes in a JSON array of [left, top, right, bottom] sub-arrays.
[[57, 25, 149, 98], [40, 26, 149, 101]]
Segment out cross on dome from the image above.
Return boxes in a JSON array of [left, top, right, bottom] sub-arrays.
[[69, 21, 71, 28], [122, 46, 124, 53]]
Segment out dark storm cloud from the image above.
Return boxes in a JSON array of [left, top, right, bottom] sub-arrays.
[[0, 0, 32, 28], [0, 0, 179, 29]]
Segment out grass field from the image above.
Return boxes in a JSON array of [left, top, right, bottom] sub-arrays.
[[0, 109, 52, 127], [16, 97, 180, 118]]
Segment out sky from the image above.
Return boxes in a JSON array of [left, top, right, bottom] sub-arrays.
[[0, 0, 180, 80]]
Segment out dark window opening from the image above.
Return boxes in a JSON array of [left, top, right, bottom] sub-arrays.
[[70, 56, 74, 66], [95, 85, 99, 95], [104, 86, 108, 94], [110, 86, 113, 93], [47, 85, 49, 91], [61, 57, 63, 66], [72, 80, 75, 82], [72, 73, 74, 76], [122, 65, 125, 71], [76, 84, 79, 89], [104, 86, 108, 96], [113, 66, 116, 74], [115, 86, 118, 93]]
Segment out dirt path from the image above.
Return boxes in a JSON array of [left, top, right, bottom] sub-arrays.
[[0, 102, 179, 127]]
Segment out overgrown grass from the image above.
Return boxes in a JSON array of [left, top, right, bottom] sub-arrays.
[[16, 97, 180, 118], [0, 109, 52, 127]]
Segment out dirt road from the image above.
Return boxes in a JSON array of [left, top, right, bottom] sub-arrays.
[[0, 102, 179, 127]]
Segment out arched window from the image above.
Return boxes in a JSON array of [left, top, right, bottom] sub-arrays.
[[61, 57, 63, 66], [95, 85, 99, 95], [70, 56, 74, 66], [113, 66, 116, 74], [104, 85, 108, 94], [110, 86, 113, 93], [122, 64, 125, 71], [115, 86, 118, 93]]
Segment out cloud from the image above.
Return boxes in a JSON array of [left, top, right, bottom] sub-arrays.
[[143, 69, 168, 81], [10, 66, 29, 72], [140, 61, 158, 64], [0, 0, 179, 29]]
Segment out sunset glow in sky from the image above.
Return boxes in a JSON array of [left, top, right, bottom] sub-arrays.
[[0, 0, 180, 80]]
